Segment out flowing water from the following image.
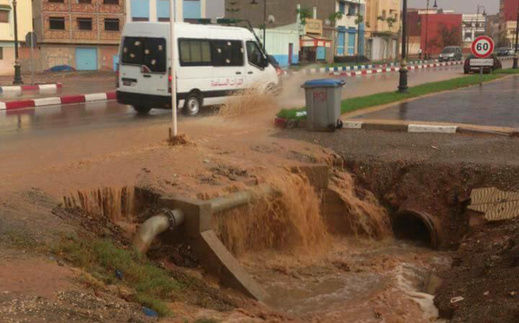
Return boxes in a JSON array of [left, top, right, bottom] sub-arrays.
[[63, 186, 136, 223], [214, 171, 449, 322]]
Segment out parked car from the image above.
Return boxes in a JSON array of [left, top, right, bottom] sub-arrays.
[[439, 46, 463, 62], [464, 54, 502, 74], [495, 47, 511, 57]]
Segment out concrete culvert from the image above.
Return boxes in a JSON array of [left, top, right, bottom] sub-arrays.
[[392, 209, 439, 249]]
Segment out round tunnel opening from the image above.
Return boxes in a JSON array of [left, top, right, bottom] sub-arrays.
[[392, 211, 436, 248]]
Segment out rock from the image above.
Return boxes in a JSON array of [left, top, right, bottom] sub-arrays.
[[424, 273, 442, 295]]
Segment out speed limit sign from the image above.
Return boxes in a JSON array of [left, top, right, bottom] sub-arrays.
[[471, 36, 494, 58]]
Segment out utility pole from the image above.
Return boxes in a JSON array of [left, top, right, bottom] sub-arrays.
[[12, 0, 23, 85], [398, 0, 408, 93], [514, 4, 519, 69]]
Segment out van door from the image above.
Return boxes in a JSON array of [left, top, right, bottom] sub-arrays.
[[208, 39, 245, 104], [244, 40, 269, 88], [119, 37, 168, 98]]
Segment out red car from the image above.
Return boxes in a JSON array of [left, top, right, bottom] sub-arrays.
[[464, 54, 502, 74]]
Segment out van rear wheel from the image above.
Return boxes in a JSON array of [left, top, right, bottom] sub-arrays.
[[133, 105, 152, 114], [184, 92, 202, 117]]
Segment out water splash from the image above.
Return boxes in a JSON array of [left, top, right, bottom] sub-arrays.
[[63, 186, 136, 222], [329, 171, 391, 239], [213, 171, 331, 256]]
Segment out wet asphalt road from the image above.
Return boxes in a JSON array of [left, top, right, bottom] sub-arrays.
[[354, 75, 519, 128], [0, 65, 464, 140]]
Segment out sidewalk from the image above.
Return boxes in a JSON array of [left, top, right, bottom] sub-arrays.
[[350, 75, 519, 129]]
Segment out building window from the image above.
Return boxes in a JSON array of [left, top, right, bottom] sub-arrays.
[[77, 18, 93, 30], [339, 2, 346, 15], [104, 18, 119, 31], [48, 0, 65, 3], [0, 47, 3, 60], [132, 17, 149, 22], [49, 17, 65, 30], [103, 0, 118, 4], [78, 0, 92, 3], [0, 10, 8, 23]]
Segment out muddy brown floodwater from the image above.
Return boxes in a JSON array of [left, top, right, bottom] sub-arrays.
[[213, 171, 451, 322]]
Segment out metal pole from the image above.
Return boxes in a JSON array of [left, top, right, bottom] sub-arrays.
[[398, 0, 408, 93], [30, 35, 34, 85], [12, 0, 23, 85], [263, 0, 267, 48], [513, 5, 519, 69], [170, 0, 178, 136], [425, 0, 429, 60]]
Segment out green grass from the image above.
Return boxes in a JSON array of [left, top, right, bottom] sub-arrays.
[[54, 235, 184, 316], [277, 68, 518, 120]]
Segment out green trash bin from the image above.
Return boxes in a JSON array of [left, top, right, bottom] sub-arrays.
[[302, 79, 346, 132]]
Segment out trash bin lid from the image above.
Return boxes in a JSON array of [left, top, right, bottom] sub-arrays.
[[302, 79, 346, 88]]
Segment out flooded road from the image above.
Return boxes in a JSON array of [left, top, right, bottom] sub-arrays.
[[241, 238, 450, 322], [0, 65, 465, 140]]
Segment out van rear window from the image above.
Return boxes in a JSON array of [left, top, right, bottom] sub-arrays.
[[121, 37, 166, 73]]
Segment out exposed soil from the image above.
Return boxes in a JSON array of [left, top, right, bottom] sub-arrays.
[[435, 218, 519, 322]]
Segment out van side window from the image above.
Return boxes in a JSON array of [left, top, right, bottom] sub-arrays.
[[121, 37, 166, 73], [179, 39, 212, 66], [211, 40, 244, 67], [246, 41, 263, 67]]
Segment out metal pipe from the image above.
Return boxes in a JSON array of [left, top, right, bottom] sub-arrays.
[[133, 208, 185, 254], [209, 184, 274, 213]]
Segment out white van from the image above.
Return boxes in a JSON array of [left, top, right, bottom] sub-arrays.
[[116, 22, 279, 116]]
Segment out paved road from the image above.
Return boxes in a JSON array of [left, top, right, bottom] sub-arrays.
[[0, 65, 464, 139], [353, 74, 519, 128]]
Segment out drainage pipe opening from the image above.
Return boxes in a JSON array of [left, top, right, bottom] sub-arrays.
[[392, 210, 439, 249]]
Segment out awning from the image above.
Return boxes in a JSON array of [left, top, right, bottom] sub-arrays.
[[300, 35, 332, 48], [0, 4, 12, 10]]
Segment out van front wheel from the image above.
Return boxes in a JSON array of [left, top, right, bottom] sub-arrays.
[[183, 92, 202, 117], [132, 105, 152, 114]]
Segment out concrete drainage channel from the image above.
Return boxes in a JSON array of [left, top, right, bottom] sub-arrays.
[[63, 163, 478, 319]]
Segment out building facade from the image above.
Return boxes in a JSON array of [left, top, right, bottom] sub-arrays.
[[499, 0, 518, 48], [364, 0, 400, 61], [223, 0, 367, 65], [0, 0, 33, 76], [128, 0, 206, 22], [462, 13, 486, 49], [31, 0, 126, 71]]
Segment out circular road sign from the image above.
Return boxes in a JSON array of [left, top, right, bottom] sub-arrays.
[[471, 36, 494, 58]]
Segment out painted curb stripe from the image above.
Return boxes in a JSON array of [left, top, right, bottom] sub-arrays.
[[85, 93, 108, 102], [0, 91, 115, 111], [0, 83, 62, 93], [34, 97, 61, 107], [343, 121, 363, 129], [408, 124, 458, 133]]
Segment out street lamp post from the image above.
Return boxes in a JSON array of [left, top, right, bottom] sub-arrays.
[[12, 0, 23, 85], [398, 0, 408, 93], [514, 4, 519, 69], [251, 0, 267, 49], [476, 5, 487, 36]]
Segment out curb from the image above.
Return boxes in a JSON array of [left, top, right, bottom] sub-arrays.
[[0, 92, 116, 111], [274, 118, 518, 137], [0, 82, 63, 94], [329, 61, 462, 77], [281, 59, 440, 76]]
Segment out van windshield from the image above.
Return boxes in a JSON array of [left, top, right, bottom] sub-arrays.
[[121, 37, 167, 73]]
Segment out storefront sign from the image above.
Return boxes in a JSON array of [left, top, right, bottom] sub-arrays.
[[305, 19, 323, 35]]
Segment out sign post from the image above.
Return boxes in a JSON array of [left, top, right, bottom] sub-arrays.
[[25, 32, 37, 85], [471, 36, 495, 86], [169, 0, 180, 139]]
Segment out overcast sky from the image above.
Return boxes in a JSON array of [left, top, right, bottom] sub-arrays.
[[206, 0, 500, 18], [409, 0, 499, 14]]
